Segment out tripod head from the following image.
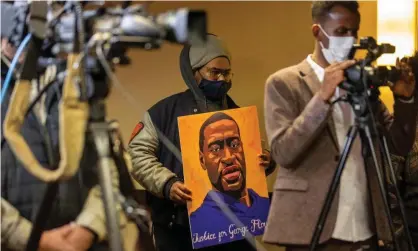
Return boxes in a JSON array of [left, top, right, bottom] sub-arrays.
[[329, 37, 400, 132], [340, 37, 400, 96]]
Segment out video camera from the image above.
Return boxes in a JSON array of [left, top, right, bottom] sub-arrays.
[[2, 2, 208, 251], [311, 36, 418, 251], [46, 2, 207, 56], [2, 1, 207, 68], [340, 36, 404, 94]]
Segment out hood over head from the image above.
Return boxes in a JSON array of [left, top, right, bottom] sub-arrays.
[[179, 33, 231, 112]]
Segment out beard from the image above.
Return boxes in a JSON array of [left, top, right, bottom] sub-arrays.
[[211, 169, 246, 199]]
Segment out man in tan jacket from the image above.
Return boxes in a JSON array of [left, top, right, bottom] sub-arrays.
[[1, 198, 76, 251], [128, 34, 275, 251], [1, 3, 139, 248], [2, 192, 140, 251], [263, 1, 417, 251]]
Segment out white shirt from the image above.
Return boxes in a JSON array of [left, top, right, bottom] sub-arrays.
[[306, 55, 374, 242]]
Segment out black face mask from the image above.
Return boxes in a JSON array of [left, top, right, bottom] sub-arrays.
[[199, 79, 232, 100]]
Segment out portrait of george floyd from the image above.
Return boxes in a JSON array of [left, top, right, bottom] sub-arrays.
[[178, 106, 270, 249]]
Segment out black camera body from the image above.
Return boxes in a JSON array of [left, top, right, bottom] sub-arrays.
[[24, 2, 207, 103], [340, 37, 401, 94]]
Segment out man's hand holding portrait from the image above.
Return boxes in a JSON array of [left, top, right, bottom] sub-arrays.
[[170, 181, 192, 204]]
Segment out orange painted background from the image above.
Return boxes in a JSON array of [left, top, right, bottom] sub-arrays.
[[178, 106, 269, 216]]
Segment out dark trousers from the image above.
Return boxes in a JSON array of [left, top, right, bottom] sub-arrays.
[[89, 243, 110, 251], [153, 223, 257, 251], [286, 237, 377, 251], [410, 231, 418, 251]]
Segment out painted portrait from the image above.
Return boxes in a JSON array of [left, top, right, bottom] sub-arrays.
[[178, 106, 270, 249]]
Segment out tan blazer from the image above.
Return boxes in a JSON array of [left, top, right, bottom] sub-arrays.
[[263, 59, 417, 246]]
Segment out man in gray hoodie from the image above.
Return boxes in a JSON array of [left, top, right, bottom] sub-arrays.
[[128, 34, 275, 251]]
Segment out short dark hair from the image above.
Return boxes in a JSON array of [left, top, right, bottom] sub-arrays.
[[311, 1, 360, 24], [199, 112, 239, 152]]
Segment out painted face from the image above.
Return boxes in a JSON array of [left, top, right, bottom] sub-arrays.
[[200, 119, 246, 194]]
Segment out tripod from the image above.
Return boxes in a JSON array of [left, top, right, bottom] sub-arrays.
[[23, 46, 152, 251], [85, 70, 152, 251], [309, 92, 415, 251]]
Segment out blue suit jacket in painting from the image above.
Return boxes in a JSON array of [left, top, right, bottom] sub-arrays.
[[189, 188, 270, 249]]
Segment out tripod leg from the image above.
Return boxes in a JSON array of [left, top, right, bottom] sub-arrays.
[[107, 121, 152, 233], [362, 125, 401, 251], [25, 119, 58, 251], [107, 122, 155, 251], [310, 125, 359, 251], [90, 122, 124, 251], [25, 183, 58, 251], [380, 135, 415, 250]]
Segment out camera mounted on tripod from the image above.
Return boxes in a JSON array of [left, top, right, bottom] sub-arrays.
[[2, 2, 208, 250], [47, 2, 207, 55], [311, 36, 417, 251], [340, 36, 402, 96]]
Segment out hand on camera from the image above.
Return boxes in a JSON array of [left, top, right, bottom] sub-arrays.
[[170, 181, 192, 204], [391, 57, 416, 98], [318, 60, 357, 102]]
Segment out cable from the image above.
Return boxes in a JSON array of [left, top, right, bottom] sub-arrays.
[[1, 55, 19, 78], [95, 42, 140, 109], [1, 33, 32, 104]]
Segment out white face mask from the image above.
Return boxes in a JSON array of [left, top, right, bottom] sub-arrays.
[[318, 25, 355, 64]]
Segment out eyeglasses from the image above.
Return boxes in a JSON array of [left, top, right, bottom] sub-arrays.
[[199, 67, 234, 81]]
